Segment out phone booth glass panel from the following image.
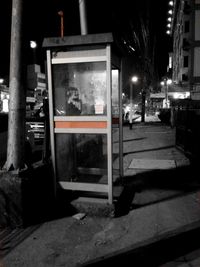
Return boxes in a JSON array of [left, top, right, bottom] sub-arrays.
[[112, 69, 121, 180], [52, 62, 107, 116]]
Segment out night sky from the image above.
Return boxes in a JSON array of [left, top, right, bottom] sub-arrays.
[[0, 0, 172, 82]]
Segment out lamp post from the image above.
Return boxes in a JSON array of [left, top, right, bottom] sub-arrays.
[[161, 78, 172, 108], [129, 76, 138, 129], [166, 79, 172, 107]]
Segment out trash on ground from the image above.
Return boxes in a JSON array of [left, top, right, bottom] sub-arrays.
[[72, 213, 86, 220]]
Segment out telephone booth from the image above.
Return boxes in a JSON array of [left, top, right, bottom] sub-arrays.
[[43, 33, 123, 204]]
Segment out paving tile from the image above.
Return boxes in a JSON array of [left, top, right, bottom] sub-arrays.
[[129, 158, 176, 170]]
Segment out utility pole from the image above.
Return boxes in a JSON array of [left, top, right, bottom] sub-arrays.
[[79, 0, 88, 35], [6, 0, 26, 170]]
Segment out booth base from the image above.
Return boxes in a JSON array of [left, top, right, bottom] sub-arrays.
[[71, 185, 123, 217], [71, 197, 115, 217]]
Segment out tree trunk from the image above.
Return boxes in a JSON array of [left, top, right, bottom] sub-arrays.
[[141, 91, 146, 123], [6, 0, 26, 171]]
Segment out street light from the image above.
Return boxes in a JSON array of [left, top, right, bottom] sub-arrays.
[[129, 76, 138, 129], [131, 76, 138, 83], [30, 40, 37, 49], [30, 41, 37, 63]]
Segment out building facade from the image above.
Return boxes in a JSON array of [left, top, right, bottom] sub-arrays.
[[171, 0, 200, 99], [26, 64, 47, 117]]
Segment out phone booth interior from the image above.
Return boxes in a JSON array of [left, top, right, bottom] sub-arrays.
[[43, 33, 123, 204]]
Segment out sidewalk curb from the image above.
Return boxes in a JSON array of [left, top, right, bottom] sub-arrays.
[[80, 220, 200, 266]]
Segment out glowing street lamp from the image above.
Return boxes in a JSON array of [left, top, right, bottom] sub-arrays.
[[30, 40, 37, 49], [167, 79, 172, 85], [30, 41, 37, 63], [131, 76, 138, 83], [160, 81, 164, 86]]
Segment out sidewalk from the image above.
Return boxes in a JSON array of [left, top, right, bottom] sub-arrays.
[[1, 118, 200, 267]]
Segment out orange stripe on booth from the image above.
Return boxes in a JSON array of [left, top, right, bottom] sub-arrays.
[[55, 121, 107, 129]]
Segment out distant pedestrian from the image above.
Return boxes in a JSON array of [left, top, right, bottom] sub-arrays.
[[129, 112, 133, 130], [129, 121, 132, 129], [125, 111, 129, 121]]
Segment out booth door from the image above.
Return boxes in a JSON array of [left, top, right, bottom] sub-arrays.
[[47, 48, 114, 203]]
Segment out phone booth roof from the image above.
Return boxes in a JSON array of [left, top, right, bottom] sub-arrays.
[[43, 32, 113, 48], [43, 32, 121, 69]]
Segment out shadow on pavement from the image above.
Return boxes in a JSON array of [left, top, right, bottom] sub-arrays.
[[21, 160, 200, 225], [114, 163, 200, 218], [21, 162, 78, 227]]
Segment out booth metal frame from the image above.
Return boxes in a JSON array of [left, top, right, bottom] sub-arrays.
[[44, 33, 123, 204]]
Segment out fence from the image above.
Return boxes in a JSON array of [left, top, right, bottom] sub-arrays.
[[172, 99, 200, 161]]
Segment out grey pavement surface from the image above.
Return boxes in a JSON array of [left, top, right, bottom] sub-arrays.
[[1, 116, 200, 267]]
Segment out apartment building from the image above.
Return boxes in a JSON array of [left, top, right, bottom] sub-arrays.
[[171, 0, 200, 99]]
